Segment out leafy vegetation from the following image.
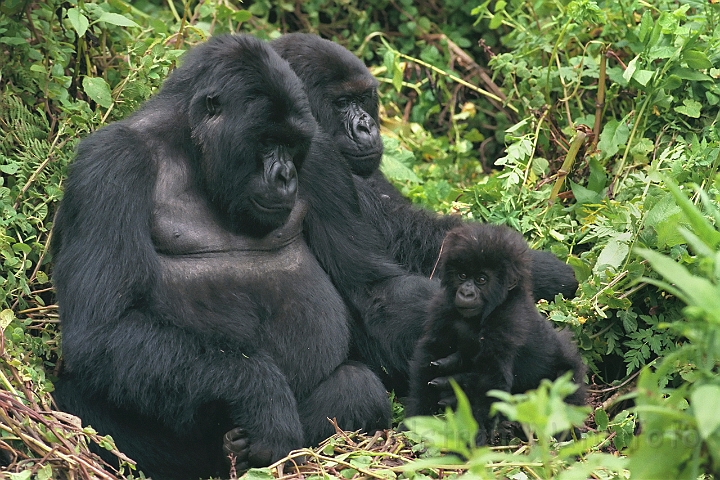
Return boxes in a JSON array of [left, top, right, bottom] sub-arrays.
[[0, 0, 719, 478]]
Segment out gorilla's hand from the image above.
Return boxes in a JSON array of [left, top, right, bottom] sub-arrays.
[[427, 351, 475, 409], [223, 427, 273, 472]]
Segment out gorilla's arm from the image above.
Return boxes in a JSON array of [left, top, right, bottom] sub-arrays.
[[299, 134, 436, 393], [358, 171, 463, 276], [299, 133, 404, 308], [360, 171, 579, 301]]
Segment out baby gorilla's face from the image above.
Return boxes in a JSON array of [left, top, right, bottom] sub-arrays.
[[452, 270, 490, 318]]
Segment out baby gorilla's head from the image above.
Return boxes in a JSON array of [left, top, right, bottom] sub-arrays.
[[438, 224, 531, 320]]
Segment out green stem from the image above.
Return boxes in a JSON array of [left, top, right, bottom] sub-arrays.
[[544, 19, 572, 104], [549, 130, 587, 203], [523, 109, 549, 185], [166, 0, 182, 23], [612, 93, 650, 187]]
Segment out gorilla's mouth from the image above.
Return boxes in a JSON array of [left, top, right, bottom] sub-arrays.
[[251, 199, 292, 214], [344, 150, 382, 161]]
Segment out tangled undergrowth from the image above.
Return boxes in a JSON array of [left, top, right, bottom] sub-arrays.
[[1, 0, 720, 478]]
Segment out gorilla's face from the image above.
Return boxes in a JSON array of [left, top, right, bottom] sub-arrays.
[[439, 224, 529, 322], [186, 38, 317, 237], [271, 34, 384, 178]]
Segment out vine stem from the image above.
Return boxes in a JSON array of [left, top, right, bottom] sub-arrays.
[[544, 19, 572, 104], [522, 108, 549, 185], [612, 95, 649, 188], [549, 130, 587, 203], [591, 46, 608, 148]]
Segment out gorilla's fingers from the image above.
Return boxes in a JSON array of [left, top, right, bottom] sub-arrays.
[[437, 395, 457, 408], [223, 427, 250, 459], [428, 376, 450, 388], [430, 351, 462, 372], [248, 446, 274, 467]]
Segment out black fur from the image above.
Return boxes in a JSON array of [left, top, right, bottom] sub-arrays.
[[271, 33, 579, 303], [51, 35, 397, 479], [268, 34, 438, 396], [406, 224, 586, 442]]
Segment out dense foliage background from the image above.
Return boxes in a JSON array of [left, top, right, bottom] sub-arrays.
[[0, 0, 718, 478]]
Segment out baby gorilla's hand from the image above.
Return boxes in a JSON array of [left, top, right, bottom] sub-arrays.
[[428, 351, 474, 409]]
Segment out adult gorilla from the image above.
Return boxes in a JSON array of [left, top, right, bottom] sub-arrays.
[[271, 34, 579, 303], [51, 35, 398, 479]]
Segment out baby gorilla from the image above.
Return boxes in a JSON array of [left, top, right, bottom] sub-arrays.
[[407, 224, 586, 443]]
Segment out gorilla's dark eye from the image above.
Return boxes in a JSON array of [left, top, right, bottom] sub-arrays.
[[458, 273, 467, 281], [334, 97, 350, 109], [475, 275, 487, 286], [206, 95, 221, 116]]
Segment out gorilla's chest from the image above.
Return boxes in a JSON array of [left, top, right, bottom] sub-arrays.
[[150, 156, 350, 396]]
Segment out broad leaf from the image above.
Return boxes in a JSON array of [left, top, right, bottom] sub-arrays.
[[83, 76, 113, 108]]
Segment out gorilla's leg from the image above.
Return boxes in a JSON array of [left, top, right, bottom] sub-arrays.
[[54, 375, 228, 479], [298, 361, 391, 445], [528, 250, 578, 301]]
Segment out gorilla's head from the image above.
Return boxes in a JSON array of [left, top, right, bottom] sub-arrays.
[[272, 34, 383, 178]]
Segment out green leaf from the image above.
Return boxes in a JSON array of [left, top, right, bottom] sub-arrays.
[[95, 12, 140, 28], [594, 408, 609, 431], [638, 248, 720, 319], [392, 60, 404, 93], [67, 8, 89, 37], [587, 157, 607, 193], [489, 13, 503, 29], [645, 194, 685, 248], [0, 163, 20, 175], [349, 455, 373, 468], [381, 138, 421, 183], [682, 50, 712, 70], [638, 11, 652, 42], [662, 74, 682, 91], [594, 232, 631, 272], [668, 67, 712, 82], [244, 468, 274, 480], [383, 51, 395, 76], [36, 464, 53, 480], [691, 384, 720, 440], [674, 98, 702, 118], [622, 56, 653, 86], [82, 76, 113, 108], [340, 469, 358, 479], [632, 69, 654, 87], [665, 179, 720, 248], [0, 309, 15, 331], [8, 472, 31, 480], [403, 415, 454, 447], [11, 243, 31, 254], [233, 10, 252, 22], [448, 380, 479, 445], [0, 36, 28, 46], [569, 180, 601, 204], [622, 56, 638, 82], [597, 119, 629, 159]]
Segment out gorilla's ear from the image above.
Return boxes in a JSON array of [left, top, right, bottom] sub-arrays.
[[190, 90, 221, 121], [506, 272, 519, 291], [205, 95, 221, 116]]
